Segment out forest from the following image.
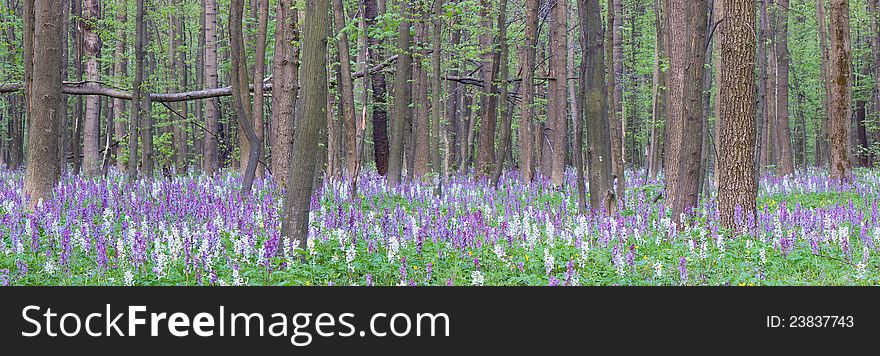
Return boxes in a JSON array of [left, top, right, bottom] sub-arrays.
[[0, 0, 878, 286]]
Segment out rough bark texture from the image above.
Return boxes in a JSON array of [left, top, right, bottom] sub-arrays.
[[475, 0, 499, 179], [430, 0, 443, 175], [718, 0, 757, 229], [251, 0, 268, 178], [755, 0, 767, 179], [365, 0, 389, 176], [24, 0, 64, 208], [580, 0, 615, 213], [664, 0, 707, 221], [412, 7, 430, 179], [387, 0, 412, 186], [82, 0, 101, 176], [281, 0, 329, 247], [774, 0, 793, 175], [828, 0, 853, 182], [648, 0, 665, 180], [271, 0, 299, 187], [127, 0, 146, 181], [203, 0, 220, 173]]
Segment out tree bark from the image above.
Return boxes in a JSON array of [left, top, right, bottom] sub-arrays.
[[203, 0, 220, 173], [81, 0, 101, 176], [474, 0, 498, 178], [519, 0, 538, 184], [271, 0, 299, 187], [114, 1, 127, 173], [774, 0, 793, 175], [647, 0, 665, 181], [229, 0, 262, 194], [816, 0, 831, 167], [252, 0, 268, 178], [430, 0, 443, 175], [828, 0, 852, 182], [387, 0, 412, 185], [412, 5, 430, 179], [281, 0, 329, 248], [718, 0, 757, 229], [332, 0, 358, 180], [609, 0, 625, 199], [24, 0, 64, 208], [580, 0, 615, 213], [365, 0, 389, 176]]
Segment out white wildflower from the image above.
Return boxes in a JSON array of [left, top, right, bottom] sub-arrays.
[[759, 249, 767, 265], [543, 248, 555, 275], [471, 270, 485, 286], [653, 261, 663, 279], [854, 262, 867, 280], [43, 259, 57, 275], [123, 270, 134, 286]]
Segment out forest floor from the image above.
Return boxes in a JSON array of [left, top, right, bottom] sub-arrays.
[[0, 167, 878, 286]]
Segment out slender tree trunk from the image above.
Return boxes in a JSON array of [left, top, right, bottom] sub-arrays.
[[475, 0, 499, 179], [648, 0, 665, 181], [870, 0, 880, 165], [271, 0, 299, 187], [580, 0, 615, 213], [548, 0, 566, 187], [609, 0, 625, 199], [490, 0, 511, 188], [664, 0, 707, 221], [764, 7, 776, 173], [718, 0, 757, 229], [114, 1, 127, 173], [430, 0, 443, 175], [229, 0, 262, 194], [203, 0, 220, 173], [828, 0, 852, 182], [127, 0, 146, 181], [775, 0, 793, 175], [412, 6, 430, 179], [365, 0, 389, 176], [520, 0, 538, 183], [252, 0, 268, 178], [816, 0, 831, 167], [755, 0, 767, 179], [388, 0, 412, 185], [281, 0, 329, 247], [332, 0, 358, 180]]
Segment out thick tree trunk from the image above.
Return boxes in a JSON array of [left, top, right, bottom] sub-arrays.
[[387, 0, 412, 186], [280, 0, 329, 247], [775, 0, 793, 175], [271, 0, 299, 187], [718, 0, 758, 229], [24, 0, 64, 208], [412, 7, 430, 179], [827, 0, 853, 182], [580, 0, 615, 213]]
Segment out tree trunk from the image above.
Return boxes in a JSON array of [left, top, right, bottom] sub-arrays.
[[717, 0, 758, 229], [252, 0, 268, 178], [816, 0, 831, 167], [271, 0, 299, 187], [870, 0, 880, 166], [580, 0, 615, 213], [475, 0, 498, 178], [80, 0, 101, 176], [24, 0, 64, 208], [490, 0, 511, 188], [827, 0, 852, 182], [648, 0, 665, 181], [520, 0, 538, 184], [387, 0, 412, 186], [229, 0, 262, 194], [203, 0, 220, 173], [127, 0, 146, 180], [430, 0, 443, 175], [609, 0, 625, 200], [664, 0, 707, 221], [755, 0, 767, 180], [332, 0, 358, 180], [114, 1, 127, 173], [412, 8, 430, 179], [774, 0, 793, 175], [365, 0, 389, 176], [280, 0, 329, 247]]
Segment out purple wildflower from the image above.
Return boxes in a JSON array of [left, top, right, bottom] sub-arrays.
[[678, 257, 688, 283]]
